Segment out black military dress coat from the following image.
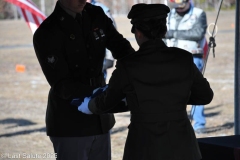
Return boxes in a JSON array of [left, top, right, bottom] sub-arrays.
[[89, 39, 214, 160], [33, 2, 134, 137]]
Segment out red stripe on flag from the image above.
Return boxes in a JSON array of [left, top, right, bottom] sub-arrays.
[[32, 13, 40, 27], [21, 8, 31, 29], [203, 39, 209, 59], [5, 0, 46, 20]]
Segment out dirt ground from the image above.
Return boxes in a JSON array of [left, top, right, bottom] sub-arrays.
[[0, 10, 236, 160]]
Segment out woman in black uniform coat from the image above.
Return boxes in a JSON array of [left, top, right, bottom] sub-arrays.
[[79, 3, 214, 160]]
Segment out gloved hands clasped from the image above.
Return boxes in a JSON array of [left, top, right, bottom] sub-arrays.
[[78, 97, 92, 114], [72, 85, 108, 114]]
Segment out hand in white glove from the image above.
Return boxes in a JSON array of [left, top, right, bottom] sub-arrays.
[[78, 97, 92, 114]]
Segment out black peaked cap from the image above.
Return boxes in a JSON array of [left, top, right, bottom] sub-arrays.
[[128, 3, 170, 22]]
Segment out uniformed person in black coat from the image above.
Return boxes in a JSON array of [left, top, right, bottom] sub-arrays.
[[78, 3, 214, 160], [33, 0, 134, 159]]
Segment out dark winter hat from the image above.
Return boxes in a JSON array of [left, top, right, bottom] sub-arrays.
[[128, 3, 170, 24], [128, 3, 170, 38]]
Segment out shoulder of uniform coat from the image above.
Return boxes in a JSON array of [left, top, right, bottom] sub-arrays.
[[169, 47, 193, 59]]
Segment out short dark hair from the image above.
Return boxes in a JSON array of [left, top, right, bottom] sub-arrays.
[[132, 18, 167, 39]]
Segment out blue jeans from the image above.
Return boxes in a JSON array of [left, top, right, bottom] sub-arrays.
[[191, 57, 206, 130]]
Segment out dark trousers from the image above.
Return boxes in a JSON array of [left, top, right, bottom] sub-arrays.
[[50, 132, 111, 160]]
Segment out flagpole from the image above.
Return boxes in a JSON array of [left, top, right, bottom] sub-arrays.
[[234, 0, 240, 135], [40, 0, 45, 15]]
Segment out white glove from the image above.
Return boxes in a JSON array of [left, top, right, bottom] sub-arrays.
[[78, 97, 92, 114]]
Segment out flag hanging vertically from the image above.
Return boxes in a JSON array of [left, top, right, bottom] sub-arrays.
[[201, 37, 209, 60], [5, 0, 46, 34]]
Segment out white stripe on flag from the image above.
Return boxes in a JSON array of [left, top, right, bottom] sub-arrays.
[[26, 9, 39, 33], [16, 0, 45, 18], [5, 0, 46, 34]]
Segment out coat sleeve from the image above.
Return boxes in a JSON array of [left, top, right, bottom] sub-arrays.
[[187, 62, 214, 105], [89, 61, 128, 114], [101, 9, 135, 59]]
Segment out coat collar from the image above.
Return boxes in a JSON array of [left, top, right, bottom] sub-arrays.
[[53, 2, 92, 23], [52, 2, 93, 36], [58, 1, 78, 18], [139, 39, 167, 52], [171, 3, 194, 22], [53, 1, 75, 23]]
